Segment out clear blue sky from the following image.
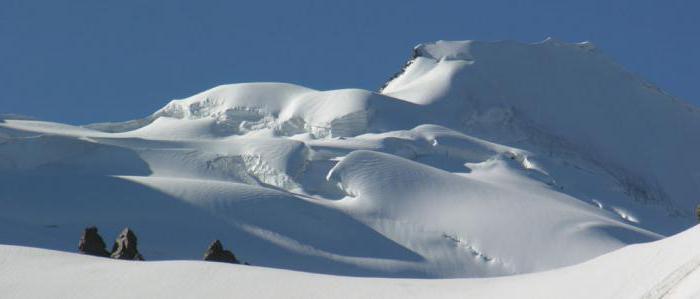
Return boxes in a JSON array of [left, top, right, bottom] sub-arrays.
[[2, 0, 698, 124]]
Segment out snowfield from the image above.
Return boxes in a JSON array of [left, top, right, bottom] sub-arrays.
[[1, 225, 699, 298], [1, 38, 699, 297]]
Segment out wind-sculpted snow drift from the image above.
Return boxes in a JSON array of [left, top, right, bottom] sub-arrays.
[[1, 39, 699, 283]]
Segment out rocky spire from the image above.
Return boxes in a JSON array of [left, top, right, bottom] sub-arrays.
[[110, 227, 144, 260], [203, 240, 239, 264], [78, 226, 110, 257]]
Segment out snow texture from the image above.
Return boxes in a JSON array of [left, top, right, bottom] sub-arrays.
[[1, 225, 699, 298], [1, 38, 699, 296]]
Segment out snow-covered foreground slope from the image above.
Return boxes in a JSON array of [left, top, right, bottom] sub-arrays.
[[1, 38, 698, 284], [2, 225, 700, 299]]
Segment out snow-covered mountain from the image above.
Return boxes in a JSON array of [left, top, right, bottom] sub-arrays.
[[1, 38, 699, 291]]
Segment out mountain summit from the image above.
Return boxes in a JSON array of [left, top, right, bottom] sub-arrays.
[[382, 39, 700, 216]]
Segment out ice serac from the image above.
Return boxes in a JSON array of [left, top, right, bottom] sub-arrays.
[[138, 83, 418, 138], [382, 38, 700, 215]]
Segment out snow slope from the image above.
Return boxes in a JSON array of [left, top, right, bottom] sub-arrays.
[[0, 116, 665, 278], [2, 225, 699, 299], [1, 38, 698, 285], [382, 39, 700, 217]]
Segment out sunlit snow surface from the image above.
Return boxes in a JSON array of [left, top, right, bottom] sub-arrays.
[[1, 39, 699, 294], [2, 225, 699, 298]]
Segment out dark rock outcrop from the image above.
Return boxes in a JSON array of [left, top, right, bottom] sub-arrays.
[[110, 227, 144, 260], [78, 226, 110, 257], [203, 240, 239, 264]]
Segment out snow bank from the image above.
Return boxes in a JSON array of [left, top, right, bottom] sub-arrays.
[[1, 225, 699, 299]]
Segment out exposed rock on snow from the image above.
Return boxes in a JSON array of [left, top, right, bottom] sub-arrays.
[[78, 226, 110, 257], [3, 225, 700, 298], [110, 228, 144, 261], [203, 240, 240, 264]]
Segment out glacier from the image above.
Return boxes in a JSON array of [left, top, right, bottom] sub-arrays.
[[1, 38, 699, 297]]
